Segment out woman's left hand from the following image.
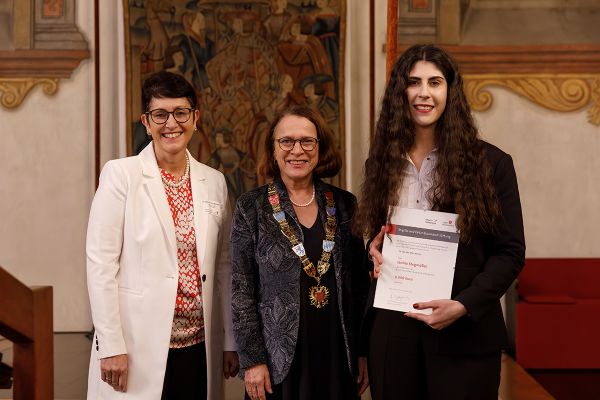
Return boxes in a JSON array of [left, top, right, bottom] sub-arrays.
[[404, 299, 467, 330], [356, 356, 369, 395], [223, 351, 240, 378]]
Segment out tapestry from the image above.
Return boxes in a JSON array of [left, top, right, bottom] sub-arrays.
[[124, 0, 346, 204]]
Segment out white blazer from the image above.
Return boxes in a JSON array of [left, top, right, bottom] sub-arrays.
[[86, 143, 235, 399]]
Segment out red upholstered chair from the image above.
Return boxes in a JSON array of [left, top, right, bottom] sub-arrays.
[[516, 258, 600, 369]]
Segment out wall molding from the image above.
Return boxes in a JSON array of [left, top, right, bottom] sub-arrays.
[[464, 74, 600, 125], [435, 44, 600, 74], [0, 50, 90, 78], [395, 44, 600, 125], [0, 0, 90, 109], [0, 78, 59, 109], [0, 50, 88, 108]]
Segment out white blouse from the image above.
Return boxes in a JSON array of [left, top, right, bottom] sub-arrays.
[[397, 149, 438, 210]]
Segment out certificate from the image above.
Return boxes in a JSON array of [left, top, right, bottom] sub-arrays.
[[373, 207, 459, 315]]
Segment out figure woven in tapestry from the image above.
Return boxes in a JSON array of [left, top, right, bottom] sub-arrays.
[[125, 0, 345, 204]]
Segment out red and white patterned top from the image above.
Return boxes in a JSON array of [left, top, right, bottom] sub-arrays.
[[161, 169, 205, 348]]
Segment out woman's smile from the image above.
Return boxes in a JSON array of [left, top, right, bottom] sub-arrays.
[[286, 159, 309, 166], [413, 104, 434, 112], [161, 131, 184, 139]]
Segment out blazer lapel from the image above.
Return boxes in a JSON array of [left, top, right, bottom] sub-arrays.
[[189, 153, 209, 269], [274, 177, 302, 240], [315, 181, 342, 279], [140, 143, 177, 264]]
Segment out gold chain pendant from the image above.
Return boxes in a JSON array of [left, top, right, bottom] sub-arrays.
[[309, 285, 330, 308], [317, 260, 330, 275], [268, 183, 336, 309]]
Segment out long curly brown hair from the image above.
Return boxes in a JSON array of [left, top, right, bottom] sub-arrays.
[[354, 44, 499, 241]]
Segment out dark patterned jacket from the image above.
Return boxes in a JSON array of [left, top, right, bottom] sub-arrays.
[[231, 177, 370, 385]]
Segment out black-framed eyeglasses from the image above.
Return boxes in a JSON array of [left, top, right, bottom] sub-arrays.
[[276, 137, 319, 151], [146, 107, 195, 124]]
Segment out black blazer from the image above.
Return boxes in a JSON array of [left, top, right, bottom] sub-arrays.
[[364, 141, 526, 355], [231, 177, 370, 384]]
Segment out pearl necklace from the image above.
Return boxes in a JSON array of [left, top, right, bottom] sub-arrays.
[[160, 155, 190, 189], [289, 184, 315, 207]]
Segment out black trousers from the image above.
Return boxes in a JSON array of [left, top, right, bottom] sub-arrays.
[[161, 341, 207, 400], [368, 309, 500, 400]]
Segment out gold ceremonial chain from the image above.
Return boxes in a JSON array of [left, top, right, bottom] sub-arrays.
[[268, 183, 337, 308]]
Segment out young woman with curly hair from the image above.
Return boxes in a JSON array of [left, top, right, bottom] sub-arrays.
[[356, 44, 526, 399]]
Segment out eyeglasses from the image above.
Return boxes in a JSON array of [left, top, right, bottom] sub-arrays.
[[276, 137, 319, 151], [146, 108, 194, 124]]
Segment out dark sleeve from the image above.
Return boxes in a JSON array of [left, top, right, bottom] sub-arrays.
[[347, 197, 371, 356], [353, 243, 371, 356], [230, 200, 268, 371], [363, 237, 375, 272], [454, 153, 526, 321]]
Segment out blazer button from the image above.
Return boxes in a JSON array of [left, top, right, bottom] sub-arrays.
[[96, 345, 99, 351], [202, 274, 206, 282]]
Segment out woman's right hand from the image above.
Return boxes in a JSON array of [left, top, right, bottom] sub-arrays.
[[100, 354, 128, 392], [244, 363, 272, 400], [370, 226, 385, 278]]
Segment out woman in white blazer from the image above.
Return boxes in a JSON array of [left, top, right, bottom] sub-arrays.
[[86, 71, 239, 399]]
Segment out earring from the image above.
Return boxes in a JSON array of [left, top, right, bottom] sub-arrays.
[[146, 130, 151, 136]]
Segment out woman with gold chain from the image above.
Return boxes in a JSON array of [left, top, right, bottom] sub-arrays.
[[231, 105, 370, 400]]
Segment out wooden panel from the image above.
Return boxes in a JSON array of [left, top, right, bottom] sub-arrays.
[[500, 354, 555, 400], [386, 0, 398, 79], [397, 44, 600, 74], [0, 267, 53, 400], [12, 288, 54, 400], [0, 269, 33, 341], [0, 49, 90, 78]]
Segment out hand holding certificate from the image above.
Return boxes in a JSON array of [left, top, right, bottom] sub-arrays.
[[373, 207, 459, 315]]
